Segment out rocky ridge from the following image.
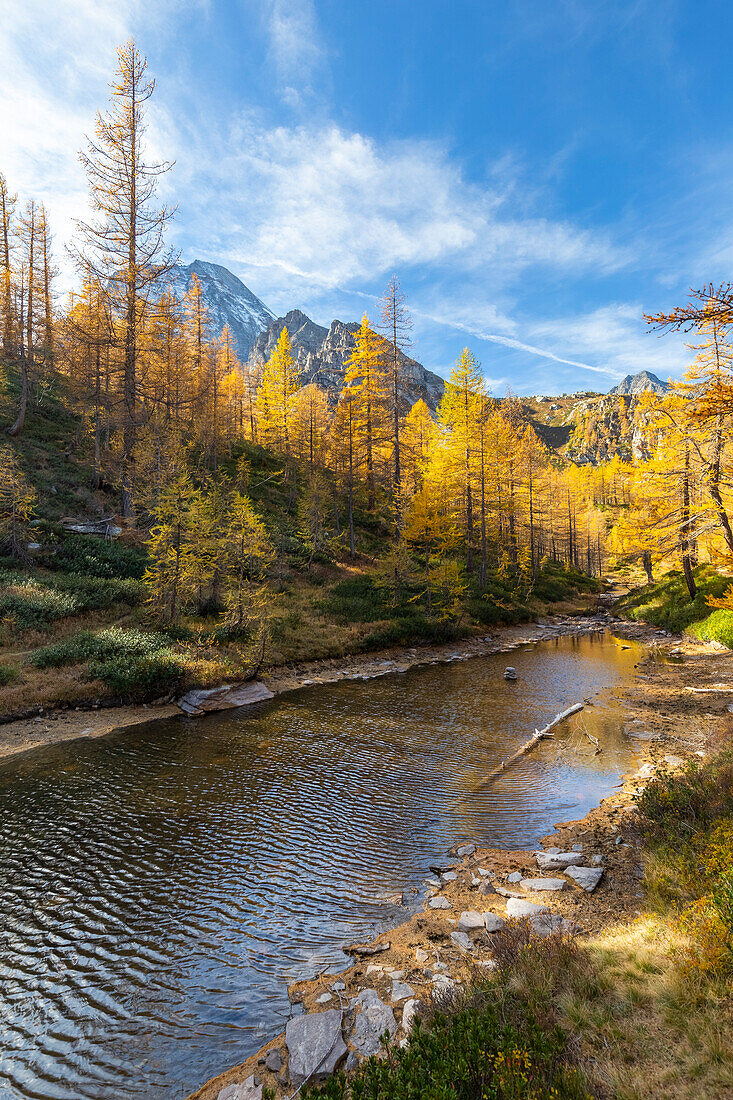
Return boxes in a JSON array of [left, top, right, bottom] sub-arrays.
[[166, 260, 275, 360], [251, 309, 446, 411]]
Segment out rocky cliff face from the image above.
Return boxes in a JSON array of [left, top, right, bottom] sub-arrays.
[[166, 260, 275, 360], [251, 309, 446, 410], [522, 371, 670, 465]]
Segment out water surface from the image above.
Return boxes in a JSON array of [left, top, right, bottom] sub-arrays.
[[0, 632, 640, 1099]]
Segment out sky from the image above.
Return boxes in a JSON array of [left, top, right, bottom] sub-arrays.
[[3, 0, 733, 393]]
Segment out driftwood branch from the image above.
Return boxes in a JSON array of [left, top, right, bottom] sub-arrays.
[[472, 702, 585, 791]]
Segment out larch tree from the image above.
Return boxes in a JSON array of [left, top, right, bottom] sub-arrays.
[[7, 199, 38, 437], [379, 275, 412, 521], [257, 326, 301, 459], [343, 313, 390, 510], [75, 39, 176, 519], [0, 173, 16, 354], [437, 347, 486, 573]]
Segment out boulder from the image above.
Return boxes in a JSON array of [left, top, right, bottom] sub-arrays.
[[483, 912, 506, 932], [391, 980, 415, 1002], [456, 843, 476, 857], [458, 910, 485, 932], [402, 998, 419, 1034], [217, 1076, 262, 1100], [520, 878, 566, 892], [565, 865, 604, 892], [264, 1049, 282, 1073], [178, 681, 274, 716], [450, 931, 474, 952], [530, 913, 578, 938], [285, 1010, 347, 1086], [350, 989, 397, 1057], [506, 898, 549, 918], [535, 850, 585, 871], [428, 897, 451, 910]]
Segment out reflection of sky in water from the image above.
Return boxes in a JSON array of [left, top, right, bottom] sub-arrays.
[[0, 633, 640, 1100]]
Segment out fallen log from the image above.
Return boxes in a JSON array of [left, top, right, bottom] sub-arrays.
[[472, 702, 585, 791]]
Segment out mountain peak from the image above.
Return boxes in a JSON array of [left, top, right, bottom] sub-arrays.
[[166, 260, 274, 359], [608, 370, 668, 396]]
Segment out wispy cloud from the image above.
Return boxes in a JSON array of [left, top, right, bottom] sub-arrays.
[[265, 0, 328, 106]]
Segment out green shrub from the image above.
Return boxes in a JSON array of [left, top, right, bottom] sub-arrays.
[[48, 532, 147, 579], [304, 991, 589, 1100], [90, 648, 188, 697], [359, 616, 462, 650], [0, 662, 19, 686], [0, 577, 78, 630], [689, 608, 733, 648], [320, 577, 391, 624]]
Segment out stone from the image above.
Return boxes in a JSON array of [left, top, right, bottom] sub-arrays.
[[429, 897, 451, 910], [450, 930, 474, 952], [366, 965, 383, 975], [402, 998, 419, 1033], [520, 877, 566, 892], [565, 865, 604, 892], [415, 948, 429, 964], [441, 871, 458, 882], [478, 867, 492, 876], [507, 871, 523, 883], [482, 912, 506, 933], [456, 843, 476, 857], [535, 850, 585, 871], [347, 941, 391, 956], [316, 992, 333, 1003], [504, 667, 517, 680], [495, 886, 523, 898], [388, 970, 404, 980], [506, 898, 549, 918], [591, 855, 603, 866], [530, 913, 578, 938], [332, 981, 346, 992], [350, 989, 397, 1057], [178, 680, 274, 716], [217, 1076, 262, 1100], [426, 878, 442, 888], [391, 980, 415, 1002], [458, 910, 485, 932], [345, 1052, 359, 1072], [264, 1050, 282, 1073], [285, 1011, 347, 1086], [572, 843, 583, 852], [478, 880, 498, 895]]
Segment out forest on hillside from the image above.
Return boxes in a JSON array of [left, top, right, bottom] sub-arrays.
[[4, 42, 733, 708]]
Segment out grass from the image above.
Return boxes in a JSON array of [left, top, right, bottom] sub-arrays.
[[689, 608, 733, 649], [615, 565, 731, 634]]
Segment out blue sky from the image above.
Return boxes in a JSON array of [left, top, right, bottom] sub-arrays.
[[3, 0, 732, 393]]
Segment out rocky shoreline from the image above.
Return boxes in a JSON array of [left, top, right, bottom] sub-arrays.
[[0, 610, 623, 761], [185, 614, 724, 1100]]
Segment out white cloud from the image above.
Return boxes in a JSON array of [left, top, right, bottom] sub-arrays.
[[265, 0, 327, 106]]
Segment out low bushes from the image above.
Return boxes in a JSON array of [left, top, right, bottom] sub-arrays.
[[0, 571, 144, 632], [44, 530, 147, 579], [29, 627, 189, 698], [0, 662, 18, 686]]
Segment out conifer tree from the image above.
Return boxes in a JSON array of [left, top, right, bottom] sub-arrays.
[[0, 173, 16, 354], [75, 40, 176, 518], [379, 275, 412, 519], [257, 326, 301, 457]]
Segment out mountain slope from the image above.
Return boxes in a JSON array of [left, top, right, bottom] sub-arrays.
[[251, 309, 446, 410], [166, 260, 274, 359]]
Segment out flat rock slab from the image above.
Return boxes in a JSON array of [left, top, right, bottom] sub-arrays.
[[428, 896, 452, 909], [391, 980, 415, 1002], [535, 850, 585, 871], [286, 1010, 347, 1086], [450, 930, 474, 952], [217, 1076, 263, 1100], [178, 681, 274, 716], [565, 865, 604, 892], [483, 912, 506, 933], [520, 877, 566, 892], [507, 898, 549, 918], [347, 941, 391, 956], [456, 843, 476, 857], [458, 910, 485, 931], [350, 989, 397, 1057]]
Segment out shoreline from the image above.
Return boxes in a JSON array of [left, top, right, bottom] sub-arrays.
[[186, 621, 728, 1100], [0, 609, 634, 763]]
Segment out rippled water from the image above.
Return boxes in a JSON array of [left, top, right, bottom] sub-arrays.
[[0, 632, 641, 1100]]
